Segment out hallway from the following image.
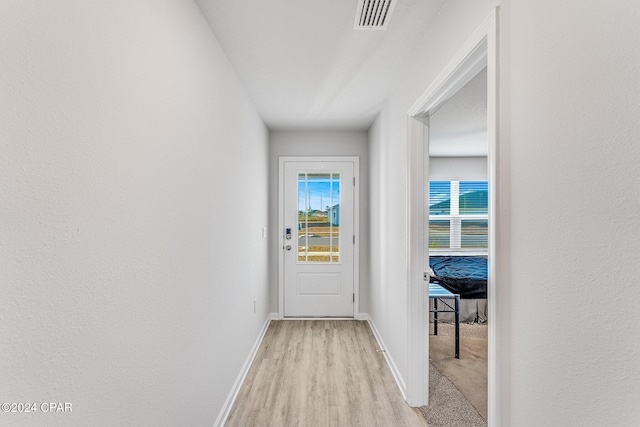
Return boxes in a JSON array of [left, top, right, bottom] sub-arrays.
[[4, 2, 640, 426], [226, 320, 426, 427]]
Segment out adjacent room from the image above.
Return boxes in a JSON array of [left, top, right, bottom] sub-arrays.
[[425, 67, 489, 425]]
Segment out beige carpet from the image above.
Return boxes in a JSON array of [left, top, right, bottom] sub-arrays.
[[421, 322, 488, 426], [420, 363, 486, 427]]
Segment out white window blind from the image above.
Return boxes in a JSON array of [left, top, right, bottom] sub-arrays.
[[429, 180, 488, 253]]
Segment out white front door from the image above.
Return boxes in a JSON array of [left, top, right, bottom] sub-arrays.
[[281, 159, 357, 317]]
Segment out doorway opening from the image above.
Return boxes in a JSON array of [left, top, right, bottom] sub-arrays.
[[427, 67, 489, 422], [406, 8, 498, 426]]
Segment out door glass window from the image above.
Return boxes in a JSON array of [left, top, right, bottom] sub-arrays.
[[298, 172, 340, 262]]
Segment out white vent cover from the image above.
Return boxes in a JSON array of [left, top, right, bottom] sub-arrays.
[[354, 0, 397, 30]]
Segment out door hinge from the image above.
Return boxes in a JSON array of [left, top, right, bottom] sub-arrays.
[[353, 293, 355, 303], [353, 177, 356, 186], [353, 235, 355, 244]]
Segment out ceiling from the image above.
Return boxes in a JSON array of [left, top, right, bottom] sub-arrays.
[[429, 67, 488, 157], [195, 0, 445, 131]]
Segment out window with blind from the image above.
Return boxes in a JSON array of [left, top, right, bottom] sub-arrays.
[[429, 180, 488, 253]]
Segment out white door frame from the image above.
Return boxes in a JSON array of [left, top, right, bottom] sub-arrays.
[[406, 8, 499, 425], [278, 156, 360, 319]]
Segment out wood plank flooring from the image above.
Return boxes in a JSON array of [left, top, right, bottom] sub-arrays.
[[225, 320, 427, 427]]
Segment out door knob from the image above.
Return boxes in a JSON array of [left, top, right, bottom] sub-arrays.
[[285, 245, 292, 251]]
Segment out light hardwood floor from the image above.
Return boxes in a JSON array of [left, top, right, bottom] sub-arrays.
[[225, 320, 427, 427]]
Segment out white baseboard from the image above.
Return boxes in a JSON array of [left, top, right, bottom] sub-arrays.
[[280, 317, 354, 320], [213, 312, 277, 427], [366, 315, 407, 400], [281, 314, 368, 320]]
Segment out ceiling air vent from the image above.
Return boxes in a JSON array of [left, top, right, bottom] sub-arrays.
[[354, 0, 397, 30]]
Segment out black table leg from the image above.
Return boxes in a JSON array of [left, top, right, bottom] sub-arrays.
[[454, 295, 460, 359], [433, 298, 438, 335]]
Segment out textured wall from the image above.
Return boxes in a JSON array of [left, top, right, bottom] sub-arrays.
[[506, 1, 640, 425], [0, 1, 269, 426]]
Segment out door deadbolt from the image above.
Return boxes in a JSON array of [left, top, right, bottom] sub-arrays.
[[285, 245, 292, 251]]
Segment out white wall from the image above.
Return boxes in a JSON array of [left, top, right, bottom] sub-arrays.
[[429, 157, 487, 180], [0, 2, 269, 426], [268, 131, 370, 314], [504, 1, 640, 425], [370, 0, 640, 425], [368, 0, 500, 397]]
